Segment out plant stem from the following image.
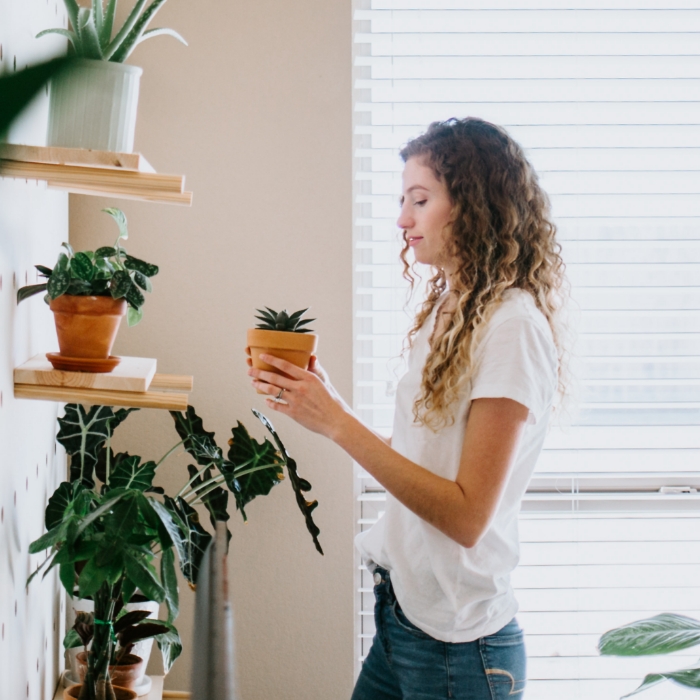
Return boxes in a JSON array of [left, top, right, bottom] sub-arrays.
[[156, 439, 185, 468], [175, 462, 217, 499]]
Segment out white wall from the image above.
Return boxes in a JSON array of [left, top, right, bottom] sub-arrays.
[[0, 1, 69, 698], [70, 0, 355, 697]]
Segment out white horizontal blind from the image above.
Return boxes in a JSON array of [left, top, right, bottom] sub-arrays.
[[352, 2, 700, 698]]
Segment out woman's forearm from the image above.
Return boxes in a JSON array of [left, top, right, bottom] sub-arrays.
[[332, 412, 479, 547]]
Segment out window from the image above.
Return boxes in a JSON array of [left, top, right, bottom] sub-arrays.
[[352, 3, 700, 697]]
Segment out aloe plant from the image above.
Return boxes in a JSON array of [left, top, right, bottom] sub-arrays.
[[36, 0, 187, 63]]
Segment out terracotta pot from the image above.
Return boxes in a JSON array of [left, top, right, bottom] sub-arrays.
[[50, 295, 126, 361], [247, 329, 318, 388], [76, 652, 145, 692], [64, 683, 137, 700]]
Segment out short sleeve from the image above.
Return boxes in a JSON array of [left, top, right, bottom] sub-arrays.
[[469, 316, 558, 425]]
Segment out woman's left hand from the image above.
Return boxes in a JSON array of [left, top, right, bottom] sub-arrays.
[[248, 354, 348, 439]]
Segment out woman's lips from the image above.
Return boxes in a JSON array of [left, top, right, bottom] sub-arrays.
[[408, 237, 423, 246]]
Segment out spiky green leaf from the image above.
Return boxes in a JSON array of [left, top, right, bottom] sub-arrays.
[[76, 8, 103, 59], [103, 0, 149, 60], [109, 0, 172, 63], [169, 407, 223, 468], [136, 27, 188, 48]]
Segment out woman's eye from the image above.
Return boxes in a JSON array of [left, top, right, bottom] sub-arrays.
[[414, 200, 427, 206]]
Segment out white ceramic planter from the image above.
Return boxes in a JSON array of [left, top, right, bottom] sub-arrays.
[[64, 596, 160, 696], [47, 59, 142, 153]]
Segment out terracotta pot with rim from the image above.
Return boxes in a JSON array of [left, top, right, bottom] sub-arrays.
[[64, 683, 137, 700], [49, 295, 126, 372], [75, 651, 145, 692], [247, 329, 318, 390]]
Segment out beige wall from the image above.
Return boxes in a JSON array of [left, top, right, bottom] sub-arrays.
[[70, 1, 354, 697]]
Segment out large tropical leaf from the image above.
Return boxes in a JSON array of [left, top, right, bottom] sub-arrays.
[[252, 410, 323, 554], [170, 406, 222, 467], [108, 454, 157, 492], [160, 547, 179, 624], [621, 664, 700, 698], [45, 481, 75, 530], [57, 405, 138, 486], [599, 614, 700, 656], [225, 421, 284, 520], [162, 496, 212, 587]]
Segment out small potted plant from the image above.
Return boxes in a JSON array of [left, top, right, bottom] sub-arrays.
[[17, 207, 158, 372], [36, 0, 187, 152], [247, 307, 318, 385]]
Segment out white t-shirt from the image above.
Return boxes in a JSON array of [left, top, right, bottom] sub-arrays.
[[355, 288, 558, 643]]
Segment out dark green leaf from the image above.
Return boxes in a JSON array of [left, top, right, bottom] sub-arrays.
[[95, 246, 117, 258], [70, 252, 95, 281], [169, 406, 223, 468], [108, 455, 157, 492], [133, 271, 152, 293], [35, 265, 53, 277], [45, 481, 75, 530], [113, 610, 151, 635], [124, 553, 165, 604], [226, 420, 284, 521], [17, 283, 48, 303], [118, 620, 170, 650], [162, 496, 212, 587], [58, 404, 134, 486], [0, 57, 73, 137], [160, 547, 179, 624], [599, 614, 700, 657], [121, 577, 137, 606], [78, 557, 108, 598], [65, 279, 93, 296], [621, 664, 700, 698], [155, 622, 182, 674], [59, 561, 76, 595], [123, 254, 158, 277], [110, 269, 132, 299], [253, 409, 323, 555], [47, 269, 71, 299], [125, 283, 145, 308], [28, 523, 66, 554]]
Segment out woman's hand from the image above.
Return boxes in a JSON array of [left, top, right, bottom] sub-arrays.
[[247, 354, 349, 439]]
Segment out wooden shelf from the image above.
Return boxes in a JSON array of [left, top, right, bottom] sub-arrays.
[[0, 144, 192, 206], [14, 354, 193, 410]]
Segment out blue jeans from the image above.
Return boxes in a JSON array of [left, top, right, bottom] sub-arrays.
[[352, 567, 526, 700]]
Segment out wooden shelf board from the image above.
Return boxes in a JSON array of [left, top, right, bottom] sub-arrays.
[[15, 354, 158, 392], [14, 383, 190, 410], [0, 143, 155, 172], [0, 145, 192, 206]]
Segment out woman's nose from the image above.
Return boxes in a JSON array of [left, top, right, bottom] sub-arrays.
[[397, 206, 412, 230]]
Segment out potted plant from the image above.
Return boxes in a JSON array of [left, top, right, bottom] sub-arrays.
[[17, 207, 158, 372], [36, 0, 187, 152], [247, 307, 318, 386], [28, 401, 322, 700]]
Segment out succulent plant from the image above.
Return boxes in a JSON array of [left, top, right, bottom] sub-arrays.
[[37, 0, 187, 63], [255, 307, 315, 334]]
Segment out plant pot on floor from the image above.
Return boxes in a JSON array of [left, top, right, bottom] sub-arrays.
[[75, 652, 144, 692], [66, 595, 160, 696], [48, 59, 142, 153], [247, 328, 318, 388], [64, 684, 137, 700], [49, 295, 126, 372]]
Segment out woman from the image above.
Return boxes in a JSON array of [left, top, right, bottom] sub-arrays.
[[248, 117, 566, 699]]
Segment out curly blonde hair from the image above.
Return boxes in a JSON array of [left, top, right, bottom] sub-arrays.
[[399, 117, 568, 430]]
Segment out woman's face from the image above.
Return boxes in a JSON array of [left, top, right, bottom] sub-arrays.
[[397, 157, 454, 270]]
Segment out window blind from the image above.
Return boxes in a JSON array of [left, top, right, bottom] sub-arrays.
[[352, 2, 700, 698]]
